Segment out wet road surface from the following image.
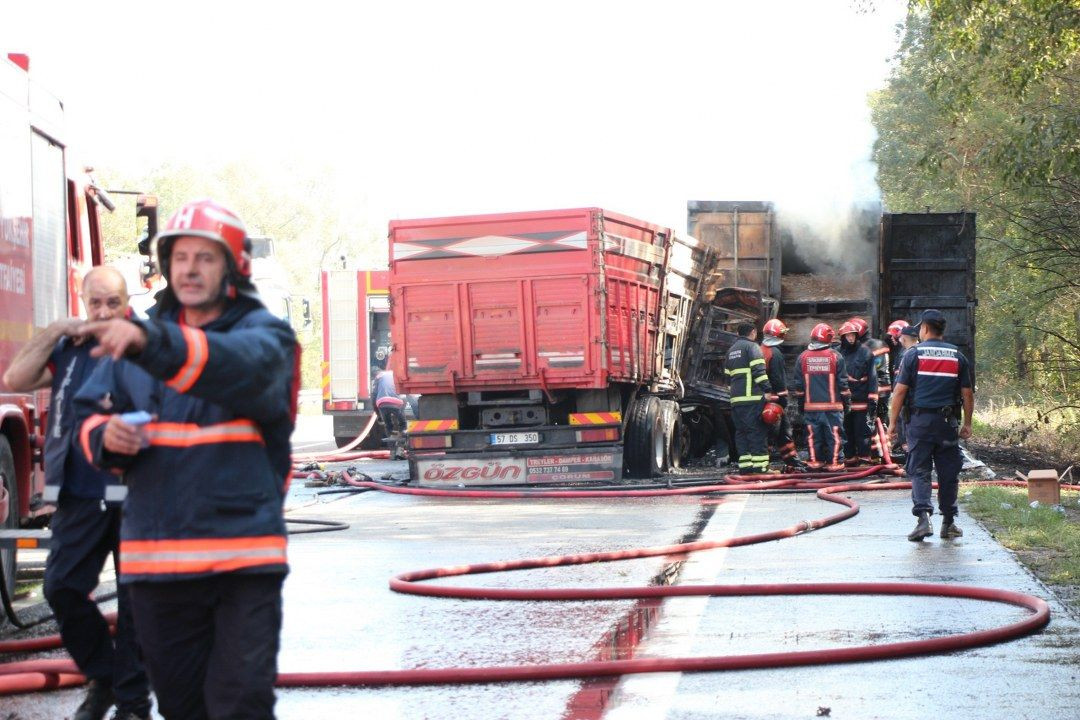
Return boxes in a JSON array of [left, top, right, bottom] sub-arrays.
[[4, 420, 1078, 719]]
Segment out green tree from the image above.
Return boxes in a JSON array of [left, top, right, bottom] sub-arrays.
[[872, 1, 1080, 418]]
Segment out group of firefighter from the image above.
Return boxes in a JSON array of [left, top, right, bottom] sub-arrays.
[[724, 315, 912, 474], [723, 310, 976, 542]]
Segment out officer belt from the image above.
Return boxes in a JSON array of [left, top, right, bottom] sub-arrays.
[[910, 406, 953, 415]]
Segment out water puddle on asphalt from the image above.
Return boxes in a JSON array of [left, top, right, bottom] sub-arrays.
[[560, 501, 720, 720]]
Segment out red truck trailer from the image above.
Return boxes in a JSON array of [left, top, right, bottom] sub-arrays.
[[389, 207, 724, 486], [0, 53, 146, 595], [321, 269, 395, 448]]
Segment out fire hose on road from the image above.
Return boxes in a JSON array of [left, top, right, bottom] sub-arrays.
[[2, 462, 1073, 697]]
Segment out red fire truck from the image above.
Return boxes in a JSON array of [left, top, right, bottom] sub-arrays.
[[0, 53, 149, 595], [321, 269, 396, 448]]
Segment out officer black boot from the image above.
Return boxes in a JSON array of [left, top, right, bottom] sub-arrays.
[[940, 516, 963, 539], [73, 678, 114, 720], [907, 511, 933, 542]]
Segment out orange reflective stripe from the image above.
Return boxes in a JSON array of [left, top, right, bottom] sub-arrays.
[[407, 419, 459, 432], [122, 536, 285, 553], [805, 402, 843, 411], [120, 535, 287, 575], [166, 325, 209, 394], [145, 420, 263, 447], [569, 412, 621, 425], [80, 414, 110, 464]]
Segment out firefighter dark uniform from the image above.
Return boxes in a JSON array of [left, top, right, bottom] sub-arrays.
[[42, 338, 151, 720], [839, 334, 878, 463], [894, 338, 972, 524], [761, 343, 797, 464], [792, 342, 850, 470], [866, 337, 892, 427], [75, 298, 298, 719], [724, 337, 772, 474]]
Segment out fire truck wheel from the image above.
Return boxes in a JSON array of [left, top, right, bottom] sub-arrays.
[[625, 396, 665, 479], [0, 436, 17, 600]]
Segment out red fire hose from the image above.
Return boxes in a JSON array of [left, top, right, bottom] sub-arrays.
[[0, 466, 1062, 696]]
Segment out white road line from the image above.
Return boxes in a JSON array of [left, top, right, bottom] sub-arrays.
[[603, 495, 748, 720]]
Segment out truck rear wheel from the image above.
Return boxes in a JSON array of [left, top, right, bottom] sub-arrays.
[[666, 403, 688, 470], [0, 437, 18, 601], [625, 396, 665, 478]]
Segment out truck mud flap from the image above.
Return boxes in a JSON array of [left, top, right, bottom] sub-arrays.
[[411, 446, 623, 488]]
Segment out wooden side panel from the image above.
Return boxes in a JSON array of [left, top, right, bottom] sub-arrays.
[[399, 284, 460, 380], [467, 280, 526, 378], [532, 276, 589, 375]]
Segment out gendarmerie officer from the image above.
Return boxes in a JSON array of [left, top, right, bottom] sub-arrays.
[[887, 309, 974, 541]]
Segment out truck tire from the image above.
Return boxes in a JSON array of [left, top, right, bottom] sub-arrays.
[[0, 436, 18, 601], [667, 403, 689, 470], [625, 396, 665, 478]]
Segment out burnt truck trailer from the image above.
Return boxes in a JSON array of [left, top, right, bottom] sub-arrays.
[[686, 201, 976, 449], [388, 204, 975, 486], [388, 208, 740, 486]]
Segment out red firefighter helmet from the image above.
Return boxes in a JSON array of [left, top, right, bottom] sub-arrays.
[[761, 402, 784, 426], [761, 319, 789, 347], [155, 199, 252, 281], [847, 317, 869, 338], [809, 323, 835, 348], [887, 319, 909, 339], [837, 320, 861, 338]]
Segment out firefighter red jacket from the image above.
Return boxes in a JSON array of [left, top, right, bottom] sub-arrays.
[[74, 296, 299, 583]]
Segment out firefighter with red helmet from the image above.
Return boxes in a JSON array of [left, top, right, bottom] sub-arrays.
[[759, 319, 799, 468], [73, 200, 299, 719], [886, 320, 910, 381], [791, 323, 850, 471], [724, 321, 773, 474], [838, 318, 879, 465]]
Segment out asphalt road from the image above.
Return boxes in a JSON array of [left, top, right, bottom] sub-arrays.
[[4, 416, 1078, 719]]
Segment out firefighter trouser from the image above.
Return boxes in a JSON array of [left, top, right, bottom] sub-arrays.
[[731, 400, 769, 473], [129, 573, 284, 720], [843, 407, 873, 459], [905, 411, 963, 518], [43, 495, 150, 716], [804, 411, 844, 467], [877, 392, 892, 425], [768, 411, 797, 462]]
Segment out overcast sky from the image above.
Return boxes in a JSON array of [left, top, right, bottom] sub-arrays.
[[6, 0, 907, 233]]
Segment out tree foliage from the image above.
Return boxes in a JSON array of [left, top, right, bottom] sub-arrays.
[[872, 0, 1080, 418]]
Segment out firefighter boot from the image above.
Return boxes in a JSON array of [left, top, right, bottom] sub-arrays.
[[940, 517, 964, 539], [74, 679, 114, 720], [907, 512, 933, 542]]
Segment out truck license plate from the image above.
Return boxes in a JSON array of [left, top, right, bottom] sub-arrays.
[[490, 432, 539, 445]]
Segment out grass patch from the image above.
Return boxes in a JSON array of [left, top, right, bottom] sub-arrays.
[[963, 486, 1080, 584]]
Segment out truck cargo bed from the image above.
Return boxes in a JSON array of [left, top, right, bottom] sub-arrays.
[[390, 208, 689, 396]]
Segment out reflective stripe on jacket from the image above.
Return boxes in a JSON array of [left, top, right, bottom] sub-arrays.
[[792, 348, 850, 411], [839, 340, 879, 403], [724, 337, 771, 404], [74, 297, 299, 583]]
